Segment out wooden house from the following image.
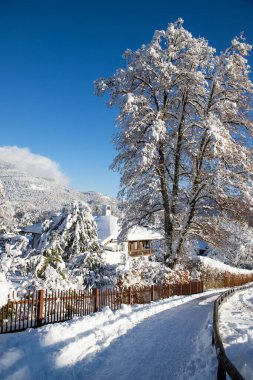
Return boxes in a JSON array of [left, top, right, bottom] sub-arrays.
[[95, 205, 163, 257]]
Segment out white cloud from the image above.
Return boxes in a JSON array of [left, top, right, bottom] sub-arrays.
[[0, 146, 69, 186]]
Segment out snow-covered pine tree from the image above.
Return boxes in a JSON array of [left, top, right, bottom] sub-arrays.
[[37, 201, 105, 287], [95, 19, 253, 265], [39, 201, 101, 258]]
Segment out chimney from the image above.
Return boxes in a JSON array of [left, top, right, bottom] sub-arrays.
[[104, 204, 111, 216]]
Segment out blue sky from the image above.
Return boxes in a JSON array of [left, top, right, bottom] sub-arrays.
[[0, 0, 252, 197]]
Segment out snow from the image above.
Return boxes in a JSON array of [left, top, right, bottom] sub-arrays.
[[219, 287, 253, 379], [30, 184, 46, 191], [95, 214, 120, 245], [0, 290, 221, 379], [95, 215, 162, 246], [0, 272, 11, 308], [127, 225, 163, 241], [102, 250, 123, 265], [95, 18, 253, 264], [0, 161, 117, 227], [195, 256, 253, 275]]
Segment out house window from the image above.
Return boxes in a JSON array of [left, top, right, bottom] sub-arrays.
[[128, 240, 154, 256], [143, 241, 151, 249], [133, 242, 138, 250]]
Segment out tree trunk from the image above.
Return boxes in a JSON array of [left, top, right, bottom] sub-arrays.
[[170, 96, 186, 217], [157, 143, 173, 262]]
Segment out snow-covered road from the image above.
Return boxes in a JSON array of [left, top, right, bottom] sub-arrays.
[[79, 292, 219, 380], [0, 291, 220, 380]]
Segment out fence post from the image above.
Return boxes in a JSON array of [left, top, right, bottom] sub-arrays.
[[129, 286, 132, 305], [217, 361, 226, 380], [94, 288, 99, 312], [37, 290, 44, 327], [151, 285, 155, 302]]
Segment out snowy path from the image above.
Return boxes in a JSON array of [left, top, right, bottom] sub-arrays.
[[78, 293, 219, 380], [0, 291, 220, 380]]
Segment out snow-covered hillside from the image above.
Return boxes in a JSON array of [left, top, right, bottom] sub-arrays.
[[0, 161, 117, 224]]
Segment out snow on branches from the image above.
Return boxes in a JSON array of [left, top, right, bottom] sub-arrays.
[[33, 201, 105, 288], [95, 19, 253, 264]]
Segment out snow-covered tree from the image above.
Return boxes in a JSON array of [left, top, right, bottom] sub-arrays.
[[35, 201, 105, 287], [39, 201, 101, 259], [95, 19, 253, 264], [206, 218, 253, 269]]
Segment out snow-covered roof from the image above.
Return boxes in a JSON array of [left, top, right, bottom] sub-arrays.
[[95, 215, 163, 245], [127, 226, 163, 241], [95, 215, 120, 245], [20, 223, 43, 234]]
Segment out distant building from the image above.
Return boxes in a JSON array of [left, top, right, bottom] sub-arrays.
[[94, 205, 121, 250], [19, 223, 43, 249], [95, 205, 163, 257]]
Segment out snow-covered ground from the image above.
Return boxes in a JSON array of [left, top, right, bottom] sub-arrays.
[[219, 287, 253, 379], [102, 249, 123, 265], [0, 290, 221, 380]]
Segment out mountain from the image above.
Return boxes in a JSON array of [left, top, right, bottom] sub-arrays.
[[0, 161, 117, 226]]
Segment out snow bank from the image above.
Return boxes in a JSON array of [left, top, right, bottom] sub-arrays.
[[219, 287, 253, 379]]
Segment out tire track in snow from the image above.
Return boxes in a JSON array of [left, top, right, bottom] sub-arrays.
[[62, 293, 219, 380]]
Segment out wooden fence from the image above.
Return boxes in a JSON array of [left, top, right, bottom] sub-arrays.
[[0, 280, 203, 334]]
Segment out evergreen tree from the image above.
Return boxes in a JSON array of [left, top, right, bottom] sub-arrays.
[[36, 201, 105, 287]]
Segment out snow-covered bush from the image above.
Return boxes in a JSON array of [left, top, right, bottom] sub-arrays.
[[0, 234, 29, 276], [189, 256, 253, 289], [116, 256, 190, 289]]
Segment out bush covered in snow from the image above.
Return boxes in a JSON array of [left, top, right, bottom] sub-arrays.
[[115, 256, 190, 289], [189, 256, 253, 289]]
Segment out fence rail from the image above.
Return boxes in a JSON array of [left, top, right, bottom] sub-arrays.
[[0, 280, 204, 334], [213, 283, 253, 380]]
